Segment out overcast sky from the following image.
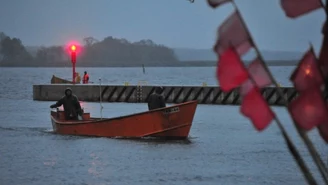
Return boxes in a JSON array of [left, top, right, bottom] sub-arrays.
[[0, 0, 326, 52]]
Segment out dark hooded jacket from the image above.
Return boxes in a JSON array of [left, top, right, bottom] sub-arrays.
[[50, 88, 82, 120], [147, 87, 166, 110]]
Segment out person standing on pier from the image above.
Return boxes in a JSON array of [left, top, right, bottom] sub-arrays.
[[83, 71, 89, 84], [75, 72, 81, 84], [147, 86, 166, 110]]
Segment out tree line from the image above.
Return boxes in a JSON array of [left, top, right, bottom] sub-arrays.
[[0, 32, 179, 67]]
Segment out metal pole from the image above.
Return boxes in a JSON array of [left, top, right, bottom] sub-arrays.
[[72, 62, 76, 84], [99, 78, 103, 120]]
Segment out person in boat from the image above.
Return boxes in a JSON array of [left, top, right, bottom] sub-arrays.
[[50, 87, 83, 120], [147, 86, 166, 110], [83, 71, 89, 84], [75, 72, 81, 84]]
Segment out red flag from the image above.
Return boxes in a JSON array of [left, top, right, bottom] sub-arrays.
[[288, 87, 328, 130], [217, 47, 249, 92], [240, 58, 272, 96], [240, 86, 275, 131], [214, 11, 252, 56], [280, 0, 323, 18], [207, 0, 231, 8], [290, 47, 324, 92]]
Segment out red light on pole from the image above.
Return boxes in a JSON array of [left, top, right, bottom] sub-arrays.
[[65, 42, 82, 85], [71, 45, 76, 52], [70, 45, 77, 63]]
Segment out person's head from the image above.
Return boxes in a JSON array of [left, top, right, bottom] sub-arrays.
[[84, 71, 87, 75], [155, 86, 163, 94], [65, 88, 72, 97]]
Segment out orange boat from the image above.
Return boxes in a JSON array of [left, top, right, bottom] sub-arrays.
[[50, 100, 198, 139]]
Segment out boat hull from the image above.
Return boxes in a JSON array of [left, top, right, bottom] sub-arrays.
[[51, 75, 73, 84], [50, 100, 197, 139]]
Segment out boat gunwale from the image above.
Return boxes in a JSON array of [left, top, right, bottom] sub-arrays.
[[51, 75, 73, 84], [51, 100, 198, 125]]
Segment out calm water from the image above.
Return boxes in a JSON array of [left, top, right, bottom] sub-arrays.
[[0, 66, 327, 185]]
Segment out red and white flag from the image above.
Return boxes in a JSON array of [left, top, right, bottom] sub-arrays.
[[288, 87, 328, 130], [216, 47, 249, 92], [240, 86, 275, 131], [207, 0, 231, 8], [214, 11, 252, 56], [280, 0, 323, 18], [290, 47, 324, 92], [240, 58, 273, 96]]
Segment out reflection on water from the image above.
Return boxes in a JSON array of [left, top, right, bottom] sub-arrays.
[[88, 153, 103, 178], [79, 101, 91, 112], [43, 156, 57, 167]]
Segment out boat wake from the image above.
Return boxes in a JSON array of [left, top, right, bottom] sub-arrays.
[[0, 125, 197, 144], [0, 126, 53, 135]]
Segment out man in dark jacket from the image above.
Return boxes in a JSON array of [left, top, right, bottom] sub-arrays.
[[50, 88, 83, 120], [147, 86, 166, 110]]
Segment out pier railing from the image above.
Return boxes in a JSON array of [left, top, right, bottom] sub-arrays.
[[32, 84, 312, 106]]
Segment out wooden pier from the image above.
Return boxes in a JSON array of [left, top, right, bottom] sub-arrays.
[[31, 84, 317, 106]]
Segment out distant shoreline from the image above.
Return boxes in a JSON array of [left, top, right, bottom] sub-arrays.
[[1, 32, 302, 69], [0, 60, 298, 68]]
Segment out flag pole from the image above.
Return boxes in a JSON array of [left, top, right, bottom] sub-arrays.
[[230, 46, 318, 185], [230, 1, 321, 184]]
